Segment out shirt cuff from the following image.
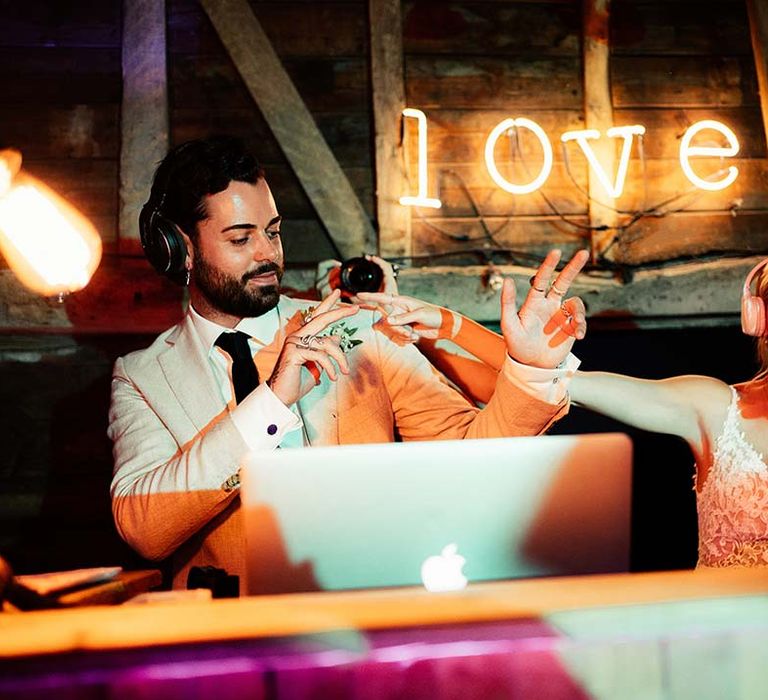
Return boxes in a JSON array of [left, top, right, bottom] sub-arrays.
[[502, 353, 581, 404], [230, 383, 302, 452]]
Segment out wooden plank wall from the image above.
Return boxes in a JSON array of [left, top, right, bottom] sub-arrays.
[[0, 2, 122, 247], [401, 0, 768, 270], [0, 0, 374, 268], [402, 0, 589, 265], [0, 0, 766, 309], [609, 0, 768, 264], [167, 0, 373, 264]]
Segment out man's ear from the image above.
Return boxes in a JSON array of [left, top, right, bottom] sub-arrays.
[[179, 229, 194, 269]]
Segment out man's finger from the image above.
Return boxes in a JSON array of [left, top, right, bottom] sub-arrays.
[[300, 349, 339, 381], [301, 303, 359, 335], [312, 288, 342, 315], [319, 338, 350, 375], [547, 249, 588, 301]]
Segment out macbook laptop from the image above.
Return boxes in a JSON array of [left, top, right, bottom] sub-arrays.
[[241, 433, 632, 595]]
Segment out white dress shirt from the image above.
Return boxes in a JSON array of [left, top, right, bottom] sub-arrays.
[[189, 305, 303, 453]]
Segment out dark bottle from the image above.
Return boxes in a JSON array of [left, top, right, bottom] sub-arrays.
[[338, 256, 384, 294]]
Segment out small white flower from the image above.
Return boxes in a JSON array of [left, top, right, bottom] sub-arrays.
[[302, 307, 363, 353], [326, 321, 363, 353]]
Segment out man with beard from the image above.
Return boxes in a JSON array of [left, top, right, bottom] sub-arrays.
[[108, 136, 587, 592]]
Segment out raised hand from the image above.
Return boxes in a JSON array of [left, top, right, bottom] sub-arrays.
[[268, 290, 359, 406], [501, 249, 588, 369]]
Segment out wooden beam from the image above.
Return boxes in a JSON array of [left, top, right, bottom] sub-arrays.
[[0, 257, 184, 333], [583, 0, 617, 259], [392, 256, 760, 327], [0, 257, 756, 333], [748, 0, 768, 152], [119, 0, 169, 255], [199, 0, 376, 259], [369, 0, 411, 259]]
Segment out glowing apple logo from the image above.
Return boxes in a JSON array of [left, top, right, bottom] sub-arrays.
[[420, 543, 468, 592]]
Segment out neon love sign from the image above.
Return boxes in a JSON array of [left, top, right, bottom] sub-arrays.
[[399, 110, 741, 208]]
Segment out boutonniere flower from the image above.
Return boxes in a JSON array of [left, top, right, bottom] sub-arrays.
[[327, 320, 363, 353]]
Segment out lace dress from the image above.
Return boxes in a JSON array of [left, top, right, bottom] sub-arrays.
[[697, 386, 768, 567]]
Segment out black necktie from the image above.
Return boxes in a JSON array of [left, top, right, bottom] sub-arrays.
[[215, 331, 260, 404]]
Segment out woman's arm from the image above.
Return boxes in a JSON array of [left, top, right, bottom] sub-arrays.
[[569, 371, 730, 454], [357, 292, 505, 404]]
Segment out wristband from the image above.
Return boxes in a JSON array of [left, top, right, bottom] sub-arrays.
[[438, 307, 462, 340]]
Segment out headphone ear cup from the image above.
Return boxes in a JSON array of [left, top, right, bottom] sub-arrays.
[[139, 204, 189, 284], [741, 294, 766, 337]]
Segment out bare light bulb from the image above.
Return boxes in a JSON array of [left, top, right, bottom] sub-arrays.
[[0, 149, 102, 297]]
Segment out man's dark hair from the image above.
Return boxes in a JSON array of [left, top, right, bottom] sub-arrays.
[[146, 135, 264, 239]]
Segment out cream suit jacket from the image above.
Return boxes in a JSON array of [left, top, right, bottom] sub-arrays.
[[108, 296, 567, 590]]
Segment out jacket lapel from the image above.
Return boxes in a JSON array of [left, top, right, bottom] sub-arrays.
[[153, 298, 342, 444], [158, 313, 227, 433]]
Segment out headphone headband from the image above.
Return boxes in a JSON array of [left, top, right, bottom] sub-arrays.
[[743, 258, 768, 296], [741, 257, 768, 337]]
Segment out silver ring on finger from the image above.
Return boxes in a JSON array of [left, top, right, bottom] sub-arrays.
[[528, 276, 546, 293], [297, 334, 318, 349], [550, 284, 567, 296]]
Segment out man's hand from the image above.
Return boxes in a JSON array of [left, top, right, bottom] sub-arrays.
[[268, 290, 359, 406], [501, 249, 588, 369]]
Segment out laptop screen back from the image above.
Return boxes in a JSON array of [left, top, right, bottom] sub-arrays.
[[241, 433, 632, 595]]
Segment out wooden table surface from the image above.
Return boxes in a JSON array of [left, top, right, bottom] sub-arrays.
[[2, 567, 768, 658], [56, 569, 163, 607]]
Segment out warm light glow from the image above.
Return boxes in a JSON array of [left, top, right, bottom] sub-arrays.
[[0, 158, 15, 198], [484, 118, 553, 194], [561, 125, 646, 198], [679, 120, 740, 191], [0, 150, 102, 296], [399, 108, 442, 209]]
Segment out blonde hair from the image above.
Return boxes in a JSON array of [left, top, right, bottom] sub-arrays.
[[755, 263, 768, 380]]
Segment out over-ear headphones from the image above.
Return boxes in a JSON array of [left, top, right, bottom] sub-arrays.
[[139, 193, 189, 285], [741, 258, 768, 337]]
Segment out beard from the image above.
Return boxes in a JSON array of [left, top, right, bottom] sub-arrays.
[[193, 254, 283, 318]]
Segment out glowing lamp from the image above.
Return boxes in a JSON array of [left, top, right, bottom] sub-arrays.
[[0, 149, 101, 297]]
